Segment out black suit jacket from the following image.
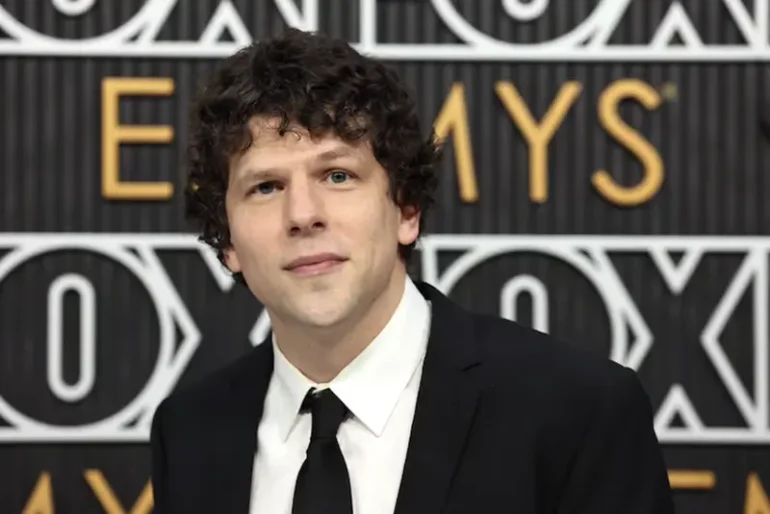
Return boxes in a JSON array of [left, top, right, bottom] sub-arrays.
[[150, 281, 675, 513]]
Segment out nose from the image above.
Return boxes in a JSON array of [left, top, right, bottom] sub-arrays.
[[284, 177, 326, 236]]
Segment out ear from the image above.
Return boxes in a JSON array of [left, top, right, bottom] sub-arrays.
[[222, 247, 243, 274], [397, 205, 421, 246]]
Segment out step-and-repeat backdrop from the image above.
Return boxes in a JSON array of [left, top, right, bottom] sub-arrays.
[[2, 1, 769, 512]]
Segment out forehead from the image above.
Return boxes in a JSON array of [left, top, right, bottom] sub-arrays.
[[230, 117, 372, 173]]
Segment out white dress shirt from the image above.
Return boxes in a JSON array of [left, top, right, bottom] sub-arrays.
[[248, 277, 432, 514]]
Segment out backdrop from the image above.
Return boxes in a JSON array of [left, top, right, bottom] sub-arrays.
[[1, 0, 769, 512]]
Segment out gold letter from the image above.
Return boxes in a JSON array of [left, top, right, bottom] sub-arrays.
[[84, 470, 154, 514], [668, 470, 715, 490], [102, 77, 175, 200], [746, 473, 770, 513], [433, 83, 479, 203], [495, 81, 583, 203], [22, 472, 54, 514], [594, 79, 664, 206]]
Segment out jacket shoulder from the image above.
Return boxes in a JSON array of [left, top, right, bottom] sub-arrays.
[[467, 311, 644, 412], [465, 312, 657, 483], [473, 311, 634, 381], [152, 344, 270, 424]]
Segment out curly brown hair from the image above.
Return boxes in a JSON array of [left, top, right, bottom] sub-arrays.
[[184, 28, 442, 281]]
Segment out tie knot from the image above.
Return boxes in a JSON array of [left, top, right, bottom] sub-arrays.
[[301, 388, 349, 440]]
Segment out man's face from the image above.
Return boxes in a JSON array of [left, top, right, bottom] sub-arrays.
[[223, 117, 419, 331]]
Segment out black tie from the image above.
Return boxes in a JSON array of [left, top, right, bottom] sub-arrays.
[[292, 388, 353, 514]]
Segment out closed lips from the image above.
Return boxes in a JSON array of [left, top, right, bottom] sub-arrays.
[[284, 254, 347, 270]]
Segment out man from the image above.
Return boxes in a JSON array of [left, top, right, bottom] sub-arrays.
[[150, 28, 675, 514]]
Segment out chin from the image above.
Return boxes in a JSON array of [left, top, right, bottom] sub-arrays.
[[293, 300, 354, 328]]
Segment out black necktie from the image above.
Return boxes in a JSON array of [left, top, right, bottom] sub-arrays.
[[292, 388, 353, 514]]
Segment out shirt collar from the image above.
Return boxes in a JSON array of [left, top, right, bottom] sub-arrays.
[[271, 340, 318, 442], [270, 276, 432, 440]]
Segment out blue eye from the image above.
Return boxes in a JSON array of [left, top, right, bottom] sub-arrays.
[[255, 182, 276, 195], [328, 171, 349, 184]]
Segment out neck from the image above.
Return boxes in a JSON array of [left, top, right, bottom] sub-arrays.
[[270, 267, 408, 383]]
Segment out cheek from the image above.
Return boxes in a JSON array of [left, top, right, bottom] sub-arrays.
[[229, 208, 279, 264], [339, 196, 401, 247]]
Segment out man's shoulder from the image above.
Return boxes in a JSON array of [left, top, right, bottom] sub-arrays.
[[455, 312, 671, 514], [463, 311, 654, 460], [153, 344, 269, 424], [467, 310, 641, 403]]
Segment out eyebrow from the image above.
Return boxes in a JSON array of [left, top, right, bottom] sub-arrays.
[[235, 146, 360, 185], [314, 147, 358, 162]]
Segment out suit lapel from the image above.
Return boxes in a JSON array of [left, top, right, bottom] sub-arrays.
[[207, 339, 274, 513], [394, 282, 483, 514]]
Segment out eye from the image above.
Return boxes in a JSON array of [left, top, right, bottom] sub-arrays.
[[249, 181, 280, 196], [327, 170, 351, 184]]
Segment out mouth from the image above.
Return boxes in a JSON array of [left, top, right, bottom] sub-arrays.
[[284, 253, 348, 277]]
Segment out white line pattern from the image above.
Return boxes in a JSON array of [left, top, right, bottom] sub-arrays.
[[0, 233, 764, 444], [0, 0, 767, 61]]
